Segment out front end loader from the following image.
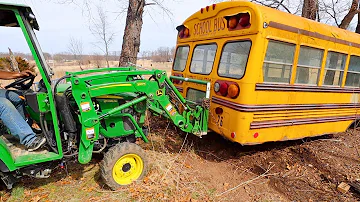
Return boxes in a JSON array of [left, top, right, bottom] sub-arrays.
[[0, 3, 210, 190]]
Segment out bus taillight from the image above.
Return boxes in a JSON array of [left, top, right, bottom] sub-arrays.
[[215, 81, 239, 99], [215, 81, 228, 96], [172, 74, 183, 85], [228, 84, 240, 98], [215, 107, 223, 115], [219, 82, 229, 96]]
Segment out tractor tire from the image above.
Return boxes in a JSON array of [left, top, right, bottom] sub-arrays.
[[100, 142, 148, 190]]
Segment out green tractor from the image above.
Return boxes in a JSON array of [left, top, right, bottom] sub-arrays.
[[0, 3, 210, 190]]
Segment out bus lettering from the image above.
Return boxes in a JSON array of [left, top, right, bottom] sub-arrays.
[[194, 17, 226, 36]]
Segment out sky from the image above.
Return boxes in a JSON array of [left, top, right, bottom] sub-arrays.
[[0, 0, 213, 54]]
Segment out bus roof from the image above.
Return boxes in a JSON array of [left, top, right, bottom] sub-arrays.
[[180, 0, 360, 45]]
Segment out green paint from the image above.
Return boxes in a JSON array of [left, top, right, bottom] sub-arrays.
[[0, 3, 209, 187]]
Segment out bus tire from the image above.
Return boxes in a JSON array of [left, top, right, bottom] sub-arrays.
[[100, 142, 148, 190]]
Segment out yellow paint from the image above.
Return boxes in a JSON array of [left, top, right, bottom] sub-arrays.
[[137, 82, 146, 86], [112, 154, 144, 185], [172, 1, 360, 145], [92, 83, 132, 91]]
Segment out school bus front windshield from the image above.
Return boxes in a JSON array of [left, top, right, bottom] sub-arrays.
[[171, 1, 360, 146]]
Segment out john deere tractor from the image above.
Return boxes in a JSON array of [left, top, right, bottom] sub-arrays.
[[0, 3, 210, 190]]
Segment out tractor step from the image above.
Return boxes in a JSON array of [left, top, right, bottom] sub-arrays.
[[0, 134, 48, 159]]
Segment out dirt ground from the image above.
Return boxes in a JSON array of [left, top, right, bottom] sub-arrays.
[[1, 115, 360, 202], [0, 60, 360, 201]]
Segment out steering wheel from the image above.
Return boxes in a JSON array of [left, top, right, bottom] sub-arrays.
[[5, 74, 36, 90]]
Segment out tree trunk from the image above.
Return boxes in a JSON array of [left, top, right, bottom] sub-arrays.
[[118, 0, 145, 67], [302, 0, 318, 20], [339, 0, 359, 29], [356, 12, 360, 33]]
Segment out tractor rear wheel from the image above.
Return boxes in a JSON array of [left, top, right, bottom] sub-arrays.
[[100, 142, 148, 190]]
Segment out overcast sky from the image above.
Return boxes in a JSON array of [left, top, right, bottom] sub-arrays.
[[1, 0, 212, 54]]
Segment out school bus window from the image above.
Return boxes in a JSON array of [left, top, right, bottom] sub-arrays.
[[218, 41, 251, 79], [295, 46, 324, 85], [345, 55, 360, 87], [173, 46, 190, 71], [186, 88, 206, 108], [323, 52, 347, 86], [190, 44, 217, 75], [263, 40, 295, 83]]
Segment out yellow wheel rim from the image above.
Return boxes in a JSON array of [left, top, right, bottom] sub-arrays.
[[112, 154, 144, 185]]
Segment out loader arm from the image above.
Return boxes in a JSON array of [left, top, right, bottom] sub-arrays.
[[64, 67, 210, 164]]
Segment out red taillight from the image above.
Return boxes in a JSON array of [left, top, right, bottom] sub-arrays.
[[219, 82, 228, 96], [215, 107, 223, 115], [239, 13, 250, 27], [231, 132, 236, 139], [228, 84, 240, 98], [172, 74, 183, 84], [173, 79, 182, 84]]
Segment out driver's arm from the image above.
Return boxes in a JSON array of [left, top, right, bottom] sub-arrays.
[[0, 70, 35, 80]]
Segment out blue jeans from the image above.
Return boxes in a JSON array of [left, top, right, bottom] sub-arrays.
[[0, 89, 36, 146]]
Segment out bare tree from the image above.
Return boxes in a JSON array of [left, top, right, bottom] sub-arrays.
[[118, 0, 172, 66], [302, 0, 318, 20], [338, 0, 359, 30], [68, 36, 84, 70], [90, 6, 115, 68], [57, 0, 172, 67]]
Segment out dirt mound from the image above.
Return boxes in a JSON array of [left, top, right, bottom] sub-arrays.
[[1, 116, 360, 201]]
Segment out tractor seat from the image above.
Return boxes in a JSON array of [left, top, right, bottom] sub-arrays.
[[0, 134, 48, 159]]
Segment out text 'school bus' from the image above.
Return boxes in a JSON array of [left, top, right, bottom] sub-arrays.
[[171, 1, 360, 145]]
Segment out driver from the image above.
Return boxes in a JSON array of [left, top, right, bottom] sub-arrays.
[[0, 70, 46, 151]]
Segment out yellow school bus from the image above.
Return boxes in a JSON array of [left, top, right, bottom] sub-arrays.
[[171, 0, 360, 145]]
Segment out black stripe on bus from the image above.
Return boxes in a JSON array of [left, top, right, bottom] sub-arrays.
[[250, 115, 359, 129], [255, 83, 360, 93], [212, 97, 360, 112]]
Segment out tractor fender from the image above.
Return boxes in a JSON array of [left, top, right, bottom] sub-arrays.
[[0, 138, 16, 172]]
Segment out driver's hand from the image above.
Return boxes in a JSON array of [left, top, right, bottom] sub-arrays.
[[16, 70, 36, 78]]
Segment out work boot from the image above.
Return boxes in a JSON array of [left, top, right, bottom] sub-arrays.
[[27, 137, 46, 152]]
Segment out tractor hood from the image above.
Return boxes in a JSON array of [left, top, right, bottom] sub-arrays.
[[0, 2, 39, 30]]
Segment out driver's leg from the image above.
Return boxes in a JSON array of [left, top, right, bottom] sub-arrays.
[[0, 89, 25, 118], [0, 98, 45, 151]]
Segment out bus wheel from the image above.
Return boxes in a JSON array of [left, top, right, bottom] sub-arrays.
[[100, 142, 148, 190]]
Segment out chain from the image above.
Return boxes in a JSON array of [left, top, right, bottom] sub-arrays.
[[202, 98, 210, 109], [204, 100, 226, 137]]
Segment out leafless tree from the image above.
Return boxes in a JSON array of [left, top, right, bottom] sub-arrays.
[[56, 0, 172, 67], [90, 6, 116, 68], [68, 36, 84, 70]]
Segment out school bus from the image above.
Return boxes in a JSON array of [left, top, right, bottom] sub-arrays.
[[171, 0, 360, 145]]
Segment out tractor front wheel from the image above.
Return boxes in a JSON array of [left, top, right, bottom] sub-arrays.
[[100, 142, 148, 190]]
